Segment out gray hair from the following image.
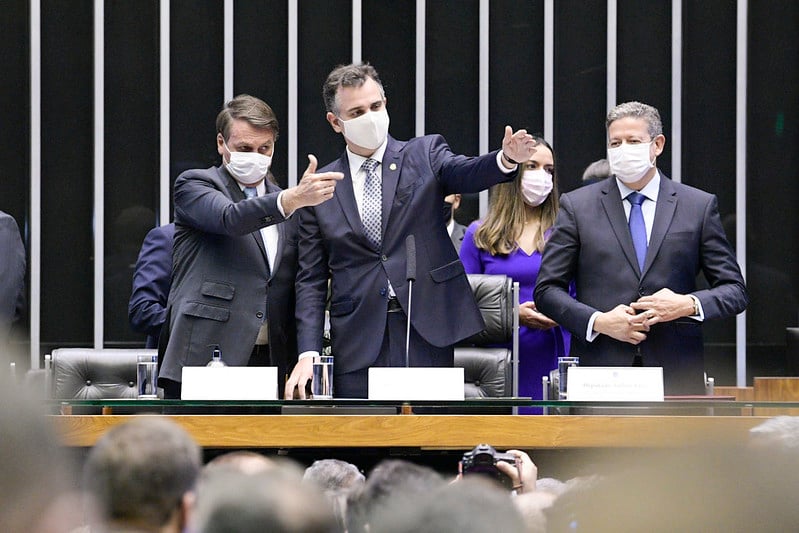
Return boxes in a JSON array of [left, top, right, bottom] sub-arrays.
[[322, 63, 385, 115], [749, 415, 799, 449], [606, 101, 663, 138], [581, 158, 611, 182]]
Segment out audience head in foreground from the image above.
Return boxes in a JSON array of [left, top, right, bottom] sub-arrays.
[[193, 466, 337, 533], [0, 380, 79, 533], [83, 417, 201, 533]]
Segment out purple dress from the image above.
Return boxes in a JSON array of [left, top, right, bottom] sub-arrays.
[[459, 221, 571, 404]]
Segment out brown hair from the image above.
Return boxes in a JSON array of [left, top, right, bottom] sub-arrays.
[[473, 137, 559, 255], [216, 94, 279, 141], [322, 62, 385, 114]]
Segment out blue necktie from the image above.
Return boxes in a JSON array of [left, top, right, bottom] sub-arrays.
[[627, 191, 647, 271], [361, 158, 382, 249], [244, 186, 257, 199]]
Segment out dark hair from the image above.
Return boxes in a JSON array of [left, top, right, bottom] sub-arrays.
[[322, 63, 385, 114], [216, 94, 279, 141]]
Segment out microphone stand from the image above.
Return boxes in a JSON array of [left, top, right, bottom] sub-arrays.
[[404, 235, 416, 368]]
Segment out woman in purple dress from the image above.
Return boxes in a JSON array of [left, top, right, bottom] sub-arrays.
[[459, 138, 571, 407]]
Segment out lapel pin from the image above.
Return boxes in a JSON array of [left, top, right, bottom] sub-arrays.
[[389, 163, 397, 171]]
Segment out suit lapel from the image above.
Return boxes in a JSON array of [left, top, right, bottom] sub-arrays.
[[266, 181, 283, 277], [333, 152, 370, 246], [224, 169, 269, 266], [600, 180, 641, 276], [642, 176, 677, 277], [380, 137, 403, 237]]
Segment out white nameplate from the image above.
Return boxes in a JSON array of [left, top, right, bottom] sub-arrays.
[[368, 367, 465, 401], [566, 366, 664, 401], [181, 366, 278, 400]]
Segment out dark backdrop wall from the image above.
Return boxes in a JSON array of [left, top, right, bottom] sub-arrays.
[[2, 0, 797, 386]]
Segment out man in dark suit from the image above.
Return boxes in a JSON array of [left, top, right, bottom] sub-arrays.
[[0, 211, 25, 352], [534, 101, 748, 394], [285, 63, 538, 398], [129, 223, 174, 349], [158, 95, 343, 398]]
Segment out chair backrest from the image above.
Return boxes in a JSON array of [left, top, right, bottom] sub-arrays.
[[47, 348, 156, 399], [454, 274, 517, 398], [459, 274, 514, 346], [455, 346, 510, 398]]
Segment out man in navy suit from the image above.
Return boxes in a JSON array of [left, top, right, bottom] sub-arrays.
[[129, 223, 174, 349], [535, 101, 748, 394], [285, 63, 538, 398], [158, 95, 343, 398], [0, 211, 25, 353]]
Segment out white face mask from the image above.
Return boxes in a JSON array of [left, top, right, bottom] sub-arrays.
[[339, 108, 390, 150], [520, 169, 553, 207], [607, 141, 654, 184], [223, 141, 272, 185]]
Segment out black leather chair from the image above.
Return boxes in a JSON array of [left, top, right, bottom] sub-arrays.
[[28, 348, 156, 399], [454, 274, 517, 398]]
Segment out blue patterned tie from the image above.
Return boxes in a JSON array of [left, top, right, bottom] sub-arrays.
[[361, 158, 382, 249], [244, 186, 257, 199], [627, 191, 647, 271]]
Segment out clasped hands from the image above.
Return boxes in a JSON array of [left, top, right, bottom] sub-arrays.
[[594, 288, 697, 345]]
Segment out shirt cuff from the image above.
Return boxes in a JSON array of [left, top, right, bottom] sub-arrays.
[[276, 191, 292, 218], [586, 312, 601, 342], [496, 151, 517, 173], [298, 351, 318, 361], [688, 295, 705, 322]]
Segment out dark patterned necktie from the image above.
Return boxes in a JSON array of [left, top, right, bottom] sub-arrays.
[[361, 158, 382, 249], [244, 186, 257, 199]]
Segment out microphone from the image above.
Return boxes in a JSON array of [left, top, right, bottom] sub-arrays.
[[405, 234, 417, 282], [405, 235, 416, 367]]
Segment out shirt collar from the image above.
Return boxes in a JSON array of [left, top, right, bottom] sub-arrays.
[[346, 138, 389, 177], [238, 179, 267, 197], [617, 170, 661, 202]]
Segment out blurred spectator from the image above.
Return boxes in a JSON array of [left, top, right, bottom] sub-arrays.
[[193, 467, 336, 533], [0, 210, 25, 355], [370, 476, 526, 533], [749, 415, 799, 450], [82, 417, 201, 533], [580, 157, 611, 186], [0, 379, 80, 533], [444, 193, 468, 251], [304, 459, 366, 530], [129, 223, 174, 348], [346, 459, 445, 533]]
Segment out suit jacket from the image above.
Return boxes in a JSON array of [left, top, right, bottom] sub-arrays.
[[0, 211, 25, 346], [129, 223, 174, 349], [534, 174, 748, 394], [159, 166, 299, 389], [450, 221, 467, 252], [295, 134, 514, 374]]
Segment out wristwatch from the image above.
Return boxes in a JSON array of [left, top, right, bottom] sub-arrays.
[[689, 295, 699, 316]]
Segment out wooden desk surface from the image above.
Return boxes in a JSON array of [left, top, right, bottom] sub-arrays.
[[51, 414, 770, 449]]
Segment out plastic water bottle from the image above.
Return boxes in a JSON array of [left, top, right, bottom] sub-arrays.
[[206, 344, 227, 367]]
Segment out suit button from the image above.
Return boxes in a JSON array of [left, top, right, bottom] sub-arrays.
[[379, 288, 387, 297], [256, 312, 264, 319], [381, 254, 388, 261]]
